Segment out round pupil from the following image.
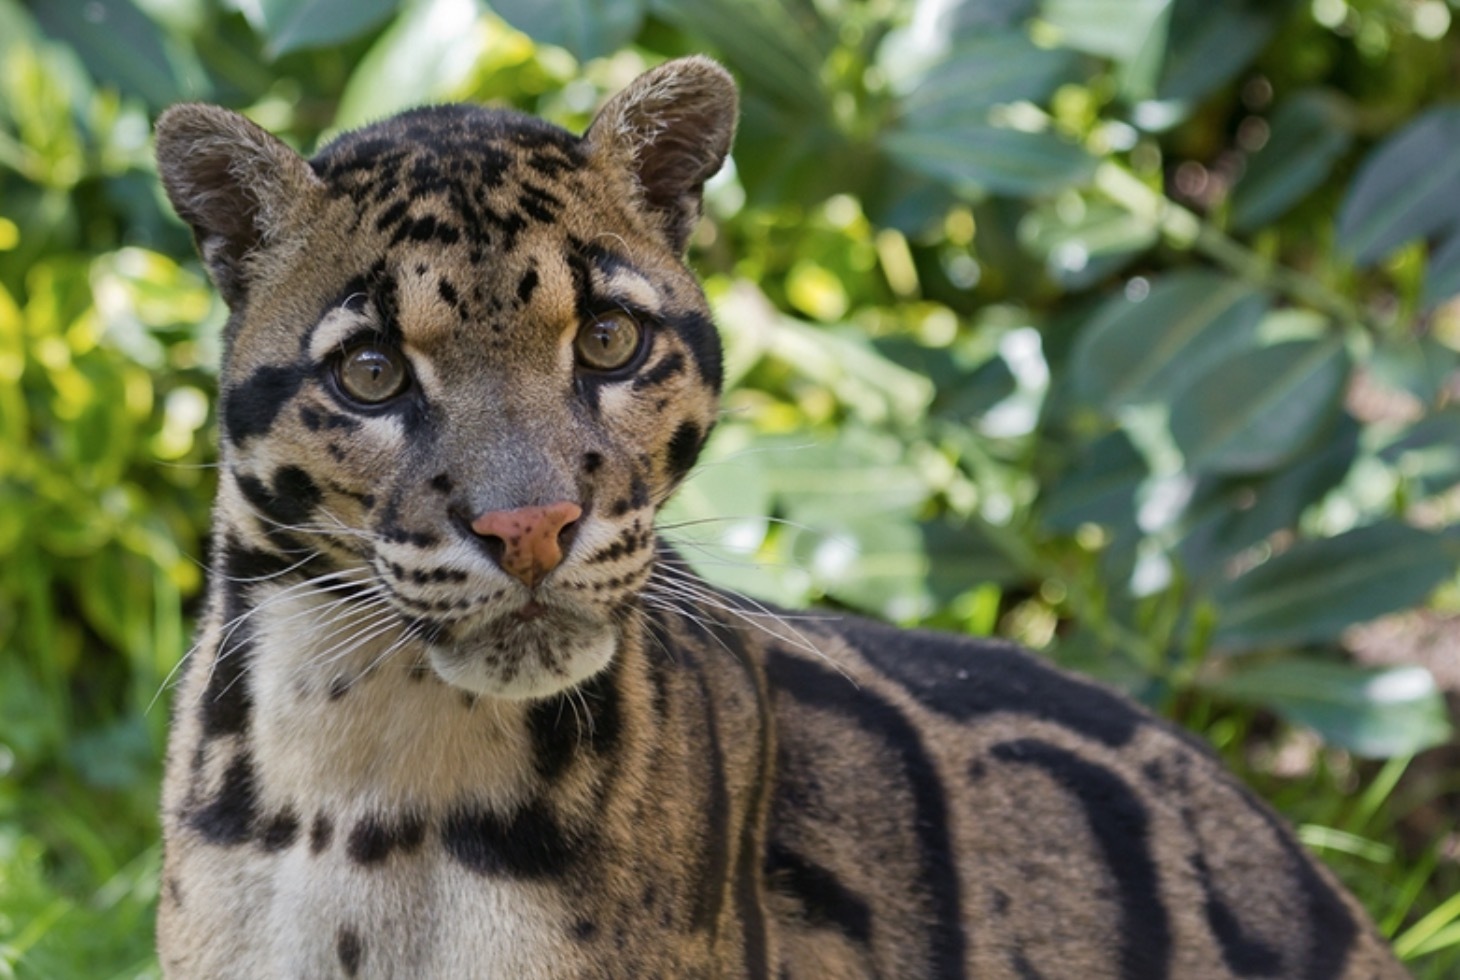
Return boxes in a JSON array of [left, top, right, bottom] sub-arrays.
[[341, 347, 404, 402], [577, 315, 639, 369]]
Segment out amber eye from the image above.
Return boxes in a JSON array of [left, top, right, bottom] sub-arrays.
[[574, 312, 643, 372], [337, 345, 409, 404]]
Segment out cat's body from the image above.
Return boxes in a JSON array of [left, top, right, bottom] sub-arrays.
[[154, 58, 1405, 978]]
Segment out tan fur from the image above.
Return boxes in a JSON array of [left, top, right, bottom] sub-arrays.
[[154, 58, 1405, 979]]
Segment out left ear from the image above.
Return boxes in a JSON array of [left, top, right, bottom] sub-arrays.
[[585, 56, 738, 253]]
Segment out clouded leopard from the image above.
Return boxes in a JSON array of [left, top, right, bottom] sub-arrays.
[[154, 57, 1404, 979]]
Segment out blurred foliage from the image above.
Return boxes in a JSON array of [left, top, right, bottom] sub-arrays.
[[3, 0, 1460, 974]]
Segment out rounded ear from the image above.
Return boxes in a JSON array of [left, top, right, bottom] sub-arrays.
[[585, 56, 738, 254], [154, 104, 322, 307]]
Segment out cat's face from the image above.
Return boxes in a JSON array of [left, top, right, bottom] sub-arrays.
[[159, 60, 737, 698]]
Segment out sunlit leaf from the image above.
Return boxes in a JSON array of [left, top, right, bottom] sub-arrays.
[[1070, 271, 1268, 412], [1211, 522, 1457, 650], [898, 32, 1080, 117], [334, 0, 490, 130], [1206, 658, 1451, 758], [1040, 0, 1171, 62], [1169, 338, 1349, 475], [1338, 107, 1460, 266], [1230, 90, 1352, 233]]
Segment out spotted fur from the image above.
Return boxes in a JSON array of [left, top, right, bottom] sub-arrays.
[[154, 58, 1404, 978]]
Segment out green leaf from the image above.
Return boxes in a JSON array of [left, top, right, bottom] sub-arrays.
[[1206, 658, 1451, 758], [1041, 429, 1147, 532], [650, 0, 828, 117], [1369, 335, 1459, 407], [882, 125, 1094, 198], [1422, 227, 1460, 308], [1020, 198, 1158, 287], [489, 0, 643, 62], [1211, 522, 1457, 650], [1230, 90, 1353, 233], [1338, 106, 1460, 267], [1070, 271, 1269, 412], [1040, 0, 1171, 63], [1177, 414, 1359, 576], [31, 0, 192, 107], [899, 32, 1080, 119], [790, 516, 933, 622], [246, 0, 401, 58], [1169, 338, 1349, 475], [1377, 407, 1460, 499], [922, 518, 1022, 602], [333, 0, 487, 130], [1156, 0, 1278, 103]]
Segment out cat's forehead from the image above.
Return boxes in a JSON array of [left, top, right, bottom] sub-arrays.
[[310, 104, 587, 199]]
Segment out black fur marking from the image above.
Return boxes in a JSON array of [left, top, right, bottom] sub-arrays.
[[527, 655, 622, 782], [336, 926, 364, 977], [188, 753, 258, 846], [632, 350, 685, 391], [990, 739, 1171, 980], [582, 452, 603, 474], [1190, 847, 1284, 976], [438, 279, 460, 308], [430, 472, 454, 494], [1249, 798, 1359, 979], [328, 675, 352, 700], [666, 420, 703, 480], [688, 665, 732, 933], [375, 200, 409, 231], [852, 621, 1143, 748], [628, 475, 650, 509], [258, 809, 300, 851], [571, 919, 598, 942], [310, 813, 334, 854], [663, 309, 724, 394], [440, 800, 583, 878], [346, 814, 426, 866], [765, 842, 872, 944], [766, 649, 966, 978], [517, 267, 540, 305], [223, 364, 307, 445]]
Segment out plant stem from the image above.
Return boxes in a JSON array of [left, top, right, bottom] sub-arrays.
[[1094, 163, 1380, 334]]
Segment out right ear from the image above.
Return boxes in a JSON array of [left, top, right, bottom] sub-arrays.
[[154, 105, 322, 307]]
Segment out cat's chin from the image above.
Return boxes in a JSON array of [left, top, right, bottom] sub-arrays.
[[423, 612, 618, 700]]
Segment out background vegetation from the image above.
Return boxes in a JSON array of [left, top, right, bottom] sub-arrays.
[[3, 0, 1460, 974]]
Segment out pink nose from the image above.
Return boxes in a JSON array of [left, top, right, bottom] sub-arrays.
[[468, 501, 582, 589]]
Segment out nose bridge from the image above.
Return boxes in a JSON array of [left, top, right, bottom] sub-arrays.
[[440, 366, 576, 514]]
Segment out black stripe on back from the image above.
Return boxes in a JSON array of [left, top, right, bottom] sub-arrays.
[[850, 619, 1143, 748], [765, 649, 966, 979], [990, 738, 1171, 980], [764, 842, 872, 944]]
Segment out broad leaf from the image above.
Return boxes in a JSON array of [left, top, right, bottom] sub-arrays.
[[333, 0, 487, 130], [490, 0, 643, 62], [247, 0, 401, 58], [1230, 90, 1352, 233], [1169, 338, 1349, 475], [1041, 429, 1147, 532], [1338, 107, 1460, 266], [1020, 198, 1158, 288], [1040, 0, 1171, 63], [32, 0, 194, 106], [1156, 0, 1279, 104], [883, 125, 1094, 198], [899, 33, 1080, 118], [1177, 414, 1359, 577], [1071, 271, 1268, 412], [1377, 407, 1460, 499], [1206, 658, 1451, 758], [1422, 227, 1460, 308], [1211, 522, 1457, 650]]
